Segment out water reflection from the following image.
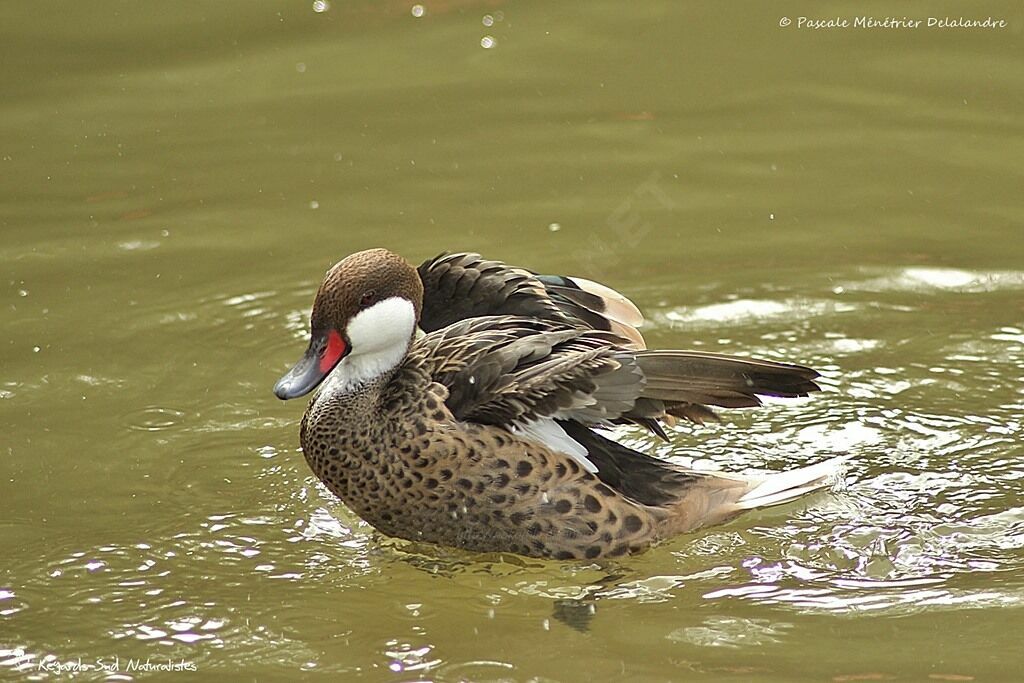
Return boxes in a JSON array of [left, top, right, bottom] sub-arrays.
[[852, 267, 1024, 293], [667, 616, 792, 648]]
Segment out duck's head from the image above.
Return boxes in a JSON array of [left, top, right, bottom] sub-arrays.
[[274, 248, 424, 400]]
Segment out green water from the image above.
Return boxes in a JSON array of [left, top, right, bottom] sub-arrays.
[[3, 1, 1023, 680]]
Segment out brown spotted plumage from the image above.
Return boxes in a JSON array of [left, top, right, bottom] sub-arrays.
[[274, 249, 846, 559]]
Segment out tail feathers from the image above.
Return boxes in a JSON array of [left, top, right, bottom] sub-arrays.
[[634, 351, 822, 408], [734, 454, 850, 511]]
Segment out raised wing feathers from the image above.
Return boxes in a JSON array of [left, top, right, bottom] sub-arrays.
[[418, 252, 646, 348], [417, 253, 568, 333], [413, 253, 820, 437]]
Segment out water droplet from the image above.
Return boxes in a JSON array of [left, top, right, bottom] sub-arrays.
[[769, 213, 775, 220], [481, 35, 496, 48], [32, 346, 40, 353], [312, 0, 330, 12], [411, 4, 424, 18], [482, 14, 494, 26], [296, 62, 307, 73], [309, 200, 320, 209], [548, 222, 561, 232], [17, 289, 27, 297]]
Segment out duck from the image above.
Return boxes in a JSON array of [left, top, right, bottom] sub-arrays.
[[273, 248, 844, 560]]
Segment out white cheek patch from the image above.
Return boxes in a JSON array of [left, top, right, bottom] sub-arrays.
[[346, 297, 417, 354], [325, 297, 417, 393]]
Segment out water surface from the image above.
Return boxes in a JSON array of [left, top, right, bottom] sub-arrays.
[[2, 1, 1023, 680]]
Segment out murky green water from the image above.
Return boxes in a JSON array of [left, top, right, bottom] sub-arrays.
[[3, 1, 1024, 680]]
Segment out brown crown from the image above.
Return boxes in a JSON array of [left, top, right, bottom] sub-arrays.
[[310, 248, 424, 332]]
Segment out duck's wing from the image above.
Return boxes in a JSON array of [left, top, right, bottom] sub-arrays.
[[417, 253, 821, 433], [417, 252, 646, 348], [408, 316, 642, 432], [407, 315, 821, 438]]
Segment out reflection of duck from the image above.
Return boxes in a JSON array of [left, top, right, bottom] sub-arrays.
[[274, 249, 843, 559]]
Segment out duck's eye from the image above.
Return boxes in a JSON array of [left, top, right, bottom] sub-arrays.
[[359, 290, 376, 308]]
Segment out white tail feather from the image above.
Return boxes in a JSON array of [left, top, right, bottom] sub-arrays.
[[735, 455, 850, 511]]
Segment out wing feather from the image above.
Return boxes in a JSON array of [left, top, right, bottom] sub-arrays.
[[406, 317, 643, 428], [417, 252, 645, 348]]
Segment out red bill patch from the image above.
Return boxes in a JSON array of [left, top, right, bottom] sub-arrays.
[[319, 329, 347, 373]]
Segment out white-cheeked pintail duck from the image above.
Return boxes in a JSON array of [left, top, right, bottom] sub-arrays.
[[274, 249, 844, 560]]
